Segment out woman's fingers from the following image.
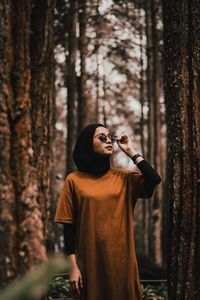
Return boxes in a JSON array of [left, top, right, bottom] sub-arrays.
[[115, 135, 129, 144], [70, 273, 83, 295], [75, 280, 80, 294], [79, 274, 83, 288], [70, 280, 79, 294]]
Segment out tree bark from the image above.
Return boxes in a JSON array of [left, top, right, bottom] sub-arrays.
[[163, 0, 200, 298], [30, 0, 55, 238], [0, 2, 18, 284], [0, 0, 55, 285]]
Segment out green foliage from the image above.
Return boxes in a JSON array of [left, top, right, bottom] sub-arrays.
[[0, 257, 168, 300], [0, 256, 69, 300], [48, 276, 71, 298], [141, 284, 168, 300], [47, 277, 168, 300]]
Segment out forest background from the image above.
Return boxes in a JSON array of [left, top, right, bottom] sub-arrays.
[[0, 0, 199, 299]]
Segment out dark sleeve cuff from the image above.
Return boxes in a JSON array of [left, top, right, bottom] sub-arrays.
[[136, 159, 161, 185], [63, 223, 76, 255]]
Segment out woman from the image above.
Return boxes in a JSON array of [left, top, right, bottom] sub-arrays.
[[54, 123, 161, 300]]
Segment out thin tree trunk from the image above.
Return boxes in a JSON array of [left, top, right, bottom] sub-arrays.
[[78, 0, 88, 132], [163, 0, 200, 298], [145, 0, 154, 262], [138, 8, 148, 256], [145, 0, 163, 265], [94, 0, 100, 123], [151, 0, 163, 265], [66, 0, 78, 173]]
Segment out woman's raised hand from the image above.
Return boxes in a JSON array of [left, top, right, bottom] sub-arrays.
[[115, 135, 137, 158]]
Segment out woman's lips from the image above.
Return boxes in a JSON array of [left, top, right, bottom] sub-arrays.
[[105, 146, 113, 150]]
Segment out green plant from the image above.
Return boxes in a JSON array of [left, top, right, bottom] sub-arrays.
[[141, 284, 168, 300], [0, 256, 69, 300]]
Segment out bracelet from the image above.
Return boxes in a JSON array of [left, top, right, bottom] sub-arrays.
[[131, 153, 142, 164]]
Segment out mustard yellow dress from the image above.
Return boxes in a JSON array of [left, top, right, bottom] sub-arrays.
[[54, 167, 145, 300]]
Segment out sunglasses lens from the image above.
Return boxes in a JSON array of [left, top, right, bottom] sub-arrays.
[[108, 134, 115, 144], [99, 133, 107, 143]]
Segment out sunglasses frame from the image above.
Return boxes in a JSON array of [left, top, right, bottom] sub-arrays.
[[93, 133, 116, 144]]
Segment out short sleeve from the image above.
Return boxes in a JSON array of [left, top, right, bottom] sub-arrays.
[[54, 177, 75, 224]]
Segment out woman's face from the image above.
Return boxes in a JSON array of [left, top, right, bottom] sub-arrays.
[[93, 127, 114, 156]]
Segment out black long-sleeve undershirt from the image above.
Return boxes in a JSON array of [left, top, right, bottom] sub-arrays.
[[63, 159, 161, 255]]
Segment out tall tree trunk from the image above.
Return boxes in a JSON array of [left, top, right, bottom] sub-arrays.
[[163, 0, 200, 298], [138, 8, 148, 256], [66, 0, 78, 173], [78, 0, 88, 132], [145, 0, 154, 262], [145, 0, 163, 265], [30, 0, 55, 238], [0, 0, 55, 286], [151, 0, 163, 265], [94, 0, 100, 123], [0, 0, 52, 286]]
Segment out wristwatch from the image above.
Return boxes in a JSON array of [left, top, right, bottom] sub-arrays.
[[131, 153, 142, 164]]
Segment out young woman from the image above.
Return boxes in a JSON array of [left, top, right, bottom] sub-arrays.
[[54, 123, 161, 300]]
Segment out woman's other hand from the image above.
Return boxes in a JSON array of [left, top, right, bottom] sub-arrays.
[[115, 135, 137, 157], [69, 265, 83, 294]]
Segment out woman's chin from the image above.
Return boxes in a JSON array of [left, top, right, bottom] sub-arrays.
[[103, 150, 113, 156]]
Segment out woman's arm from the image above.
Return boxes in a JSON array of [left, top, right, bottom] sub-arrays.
[[63, 223, 76, 255], [133, 158, 161, 198], [63, 224, 83, 294], [135, 159, 161, 185], [115, 134, 161, 197]]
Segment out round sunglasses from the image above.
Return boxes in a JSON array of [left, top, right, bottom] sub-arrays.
[[93, 133, 116, 144]]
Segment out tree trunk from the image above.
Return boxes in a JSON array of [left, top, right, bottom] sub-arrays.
[[138, 8, 148, 256], [66, 0, 78, 173], [78, 0, 88, 132], [163, 0, 200, 298], [30, 0, 55, 238], [145, 0, 154, 263], [0, 0, 55, 285], [151, 0, 163, 265], [145, 0, 163, 265]]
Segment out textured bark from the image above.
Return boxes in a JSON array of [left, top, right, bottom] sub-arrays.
[[30, 0, 55, 237], [0, 0, 55, 285], [163, 0, 200, 298], [0, 1, 18, 284], [66, 0, 78, 173]]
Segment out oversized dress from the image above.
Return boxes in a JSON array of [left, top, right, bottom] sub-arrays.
[[54, 167, 146, 300]]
